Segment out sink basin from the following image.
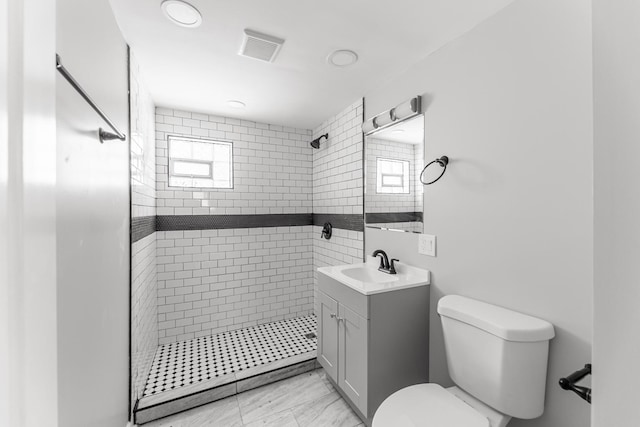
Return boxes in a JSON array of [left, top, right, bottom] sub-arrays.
[[342, 266, 399, 284], [317, 258, 430, 295]]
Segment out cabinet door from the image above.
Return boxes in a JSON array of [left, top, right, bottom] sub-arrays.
[[338, 304, 368, 416], [318, 291, 339, 382]]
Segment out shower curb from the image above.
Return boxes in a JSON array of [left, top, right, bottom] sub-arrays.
[[134, 352, 319, 424]]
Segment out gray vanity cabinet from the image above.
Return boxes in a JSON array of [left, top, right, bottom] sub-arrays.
[[318, 288, 368, 415], [317, 271, 429, 425], [338, 303, 368, 412], [318, 292, 339, 380]]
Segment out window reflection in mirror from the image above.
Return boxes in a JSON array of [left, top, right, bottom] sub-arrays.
[[365, 115, 424, 233]]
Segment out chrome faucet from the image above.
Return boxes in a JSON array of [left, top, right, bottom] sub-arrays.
[[372, 250, 399, 274]]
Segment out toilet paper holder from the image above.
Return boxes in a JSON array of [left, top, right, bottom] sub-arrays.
[[559, 364, 591, 404]]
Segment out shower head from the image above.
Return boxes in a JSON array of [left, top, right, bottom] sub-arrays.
[[310, 133, 328, 149]]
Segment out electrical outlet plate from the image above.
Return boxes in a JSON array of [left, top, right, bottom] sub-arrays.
[[419, 234, 436, 256]]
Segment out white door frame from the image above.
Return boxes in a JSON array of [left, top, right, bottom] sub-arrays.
[[592, 0, 640, 424], [1, 0, 58, 426]]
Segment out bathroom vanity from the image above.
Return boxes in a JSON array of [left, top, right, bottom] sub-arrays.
[[317, 260, 431, 426]]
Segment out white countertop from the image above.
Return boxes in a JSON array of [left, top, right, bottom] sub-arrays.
[[317, 258, 430, 296]]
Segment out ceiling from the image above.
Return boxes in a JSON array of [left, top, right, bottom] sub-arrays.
[[110, 0, 513, 129]]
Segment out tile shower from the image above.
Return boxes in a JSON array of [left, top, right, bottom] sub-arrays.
[[143, 316, 316, 397], [130, 54, 364, 422]]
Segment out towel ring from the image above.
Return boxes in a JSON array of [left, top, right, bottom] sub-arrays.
[[420, 156, 449, 185]]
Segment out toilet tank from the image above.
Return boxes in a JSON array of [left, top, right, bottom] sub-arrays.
[[437, 295, 555, 420]]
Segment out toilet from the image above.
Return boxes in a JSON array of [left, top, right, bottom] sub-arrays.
[[373, 295, 555, 427]]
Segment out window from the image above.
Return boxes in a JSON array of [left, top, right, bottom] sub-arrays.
[[168, 136, 233, 189], [376, 158, 409, 194]]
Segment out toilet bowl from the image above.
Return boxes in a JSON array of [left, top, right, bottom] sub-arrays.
[[373, 384, 510, 427], [372, 295, 555, 427]]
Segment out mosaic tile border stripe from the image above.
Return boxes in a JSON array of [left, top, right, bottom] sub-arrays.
[[139, 213, 364, 233], [132, 213, 364, 240], [132, 215, 156, 243], [312, 213, 364, 232], [156, 213, 313, 231], [365, 211, 423, 224]]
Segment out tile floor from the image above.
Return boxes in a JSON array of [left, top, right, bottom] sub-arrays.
[[143, 369, 364, 427], [144, 316, 317, 397]]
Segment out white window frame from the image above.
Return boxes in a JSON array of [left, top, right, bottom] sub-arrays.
[[167, 136, 234, 189], [169, 158, 214, 179], [376, 157, 410, 194]]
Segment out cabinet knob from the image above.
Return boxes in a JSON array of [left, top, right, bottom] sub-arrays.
[[330, 313, 344, 322]]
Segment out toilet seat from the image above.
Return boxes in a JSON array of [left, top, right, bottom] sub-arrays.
[[373, 384, 490, 427]]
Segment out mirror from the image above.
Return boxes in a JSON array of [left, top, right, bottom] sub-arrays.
[[364, 115, 424, 233]]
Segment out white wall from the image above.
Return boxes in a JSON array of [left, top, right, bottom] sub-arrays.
[[152, 108, 315, 338], [312, 99, 364, 216], [155, 108, 312, 216], [592, 0, 640, 424], [130, 52, 157, 219], [131, 233, 158, 403], [130, 51, 158, 412], [1, 0, 58, 426], [364, 1, 593, 426], [56, 0, 129, 425], [156, 226, 314, 344], [312, 99, 365, 314], [0, 0, 7, 421]]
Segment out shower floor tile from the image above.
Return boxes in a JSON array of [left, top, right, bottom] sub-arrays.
[[143, 316, 317, 397]]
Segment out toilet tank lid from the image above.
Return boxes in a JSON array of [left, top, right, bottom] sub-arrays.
[[437, 295, 555, 342]]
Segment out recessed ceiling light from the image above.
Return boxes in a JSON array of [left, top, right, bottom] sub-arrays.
[[327, 50, 359, 67], [161, 0, 202, 28], [391, 129, 405, 135], [227, 100, 246, 110]]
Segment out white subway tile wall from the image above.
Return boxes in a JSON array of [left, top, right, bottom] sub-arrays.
[[153, 108, 317, 337], [312, 99, 365, 314], [312, 227, 363, 314], [130, 52, 158, 407], [156, 227, 314, 344], [365, 137, 423, 214], [155, 108, 313, 216], [131, 234, 158, 401], [312, 99, 364, 215], [131, 54, 157, 219]]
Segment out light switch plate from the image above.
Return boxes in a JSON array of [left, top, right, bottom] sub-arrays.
[[419, 234, 436, 257]]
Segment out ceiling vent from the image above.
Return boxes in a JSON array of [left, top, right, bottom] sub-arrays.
[[239, 29, 285, 63]]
